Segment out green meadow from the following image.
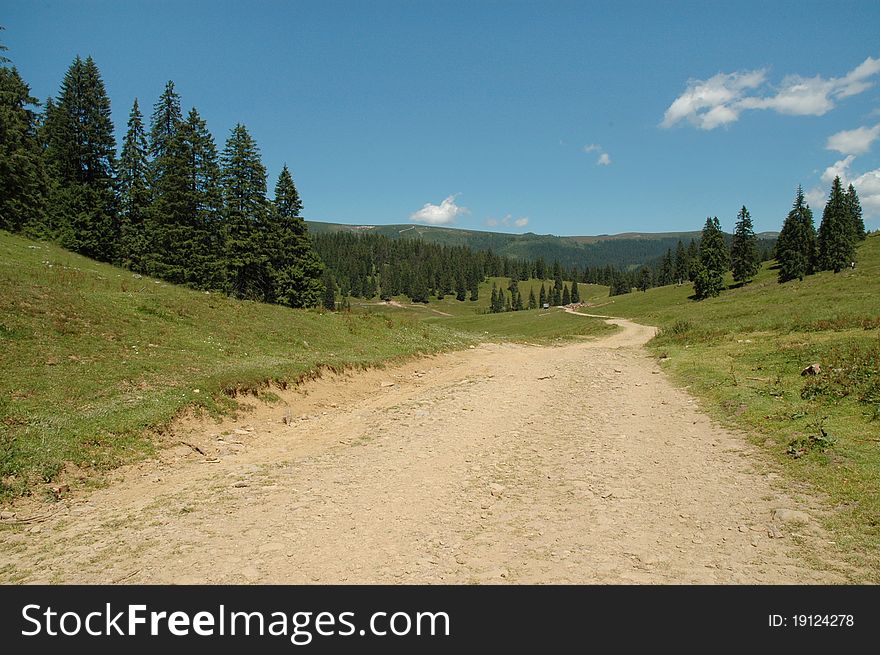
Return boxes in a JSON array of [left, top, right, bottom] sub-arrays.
[[600, 233, 880, 575]]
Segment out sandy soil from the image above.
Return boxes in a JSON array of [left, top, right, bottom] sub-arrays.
[[0, 317, 858, 583]]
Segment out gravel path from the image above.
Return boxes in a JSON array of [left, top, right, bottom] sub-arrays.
[[0, 316, 853, 583]]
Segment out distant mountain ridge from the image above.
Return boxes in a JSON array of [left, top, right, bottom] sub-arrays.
[[306, 221, 778, 270]]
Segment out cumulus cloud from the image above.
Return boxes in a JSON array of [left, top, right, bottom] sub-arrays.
[[826, 124, 880, 155], [821, 155, 855, 184], [409, 194, 468, 225], [485, 214, 529, 229], [662, 56, 880, 130], [852, 168, 880, 216], [808, 154, 880, 220], [804, 186, 826, 210], [596, 152, 611, 166], [661, 70, 766, 129]]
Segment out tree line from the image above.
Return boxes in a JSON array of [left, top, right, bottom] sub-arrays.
[[1, 43, 324, 307], [671, 181, 865, 302]]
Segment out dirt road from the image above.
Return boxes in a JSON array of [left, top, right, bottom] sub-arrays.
[[0, 316, 855, 583]]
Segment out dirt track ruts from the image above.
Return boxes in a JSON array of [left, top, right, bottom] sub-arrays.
[[0, 315, 856, 583]]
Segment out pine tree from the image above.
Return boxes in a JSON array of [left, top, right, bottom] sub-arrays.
[[146, 108, 225, 289], [322, 270, 336, 310], [845, 184, 865, 241], [693, 216, 728, 299], [638, 266, 651, 292], [469, 276, 479, 301], [455, 271, 466, 301], [528, 287, 537, 309], [562, 284, 570, 305], [182, 108, 226, 289], [730, 205, 759, 284], [222, 123, 272, 300], [148, 81, 182, 165], [817, 176, 856, 273], [117, 98, 149, 269], [552, 261, 563, 299], [410, 271, 429, 303], [490, 285, 498, 312], [539, 283, 547, 307], [269, 164, 324, 307], [570, 279, 580, 304], [673, 240, 688, 283], [776, 186, 817, 283], [43, 55, 117, 261], [0, 62, 47, 233], [514, 288, 524, 311]]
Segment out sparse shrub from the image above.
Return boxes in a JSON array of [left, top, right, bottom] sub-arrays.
[[787, 418, 835, 458], [800, 341, 880, 404]]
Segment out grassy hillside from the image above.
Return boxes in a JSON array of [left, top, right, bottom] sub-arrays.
[[597, 233, 880, 576], [307, 220, 777, 271], [0, 231, 475, 499]]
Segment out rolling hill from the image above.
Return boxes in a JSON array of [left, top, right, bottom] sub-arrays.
[[306, 220, 778, 270]]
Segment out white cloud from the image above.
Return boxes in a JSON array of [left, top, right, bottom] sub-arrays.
[[596, 152, 611, 166], [804, 186, 826, 210], [661, 70, 766, 129], [409, 194, 468, 225], [484, 213, 529, 229], [662, 56, 880, 130], [583, 143, 601, 152], [852, 168, 880, 217], [810, 155, 880, 220], [821, 155, 855, 185], [826, 124, 880, 155]]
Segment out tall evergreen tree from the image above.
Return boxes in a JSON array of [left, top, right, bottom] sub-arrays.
[[673, 240, 689, 283], [730, 205, 759, 284], [322, 270, 336, 310], [145, 107, 225, 289], [692, 216, 728, 299], [455, 271, 467, 301], [845, 184, 865, 241], [562, 283, 570, 305], [117, 98, 149, 269], [817, 176, 856, 273], [269, 164, 324, 307], [539, 283, 547, 307], [43, 55, 117, 261], [527, 287, 537, 309], [570, 279, 580, 303], [638, 266, 651, 292], [221, 123, 272, 300], [148, 81, 182, 165], [552, 261, 563, 299], [776, 186, 817, 283], [0, 60, 47, 233]]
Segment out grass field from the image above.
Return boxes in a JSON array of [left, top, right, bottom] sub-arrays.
[[0, 232, 475, 498], [427, 306, 614, 342], [597, 233, 880, 575]]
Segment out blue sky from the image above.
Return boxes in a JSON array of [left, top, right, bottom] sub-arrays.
[[4, 0, 880, 235]]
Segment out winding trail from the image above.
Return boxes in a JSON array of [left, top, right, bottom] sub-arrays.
[[0, 316, 854, 583]]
